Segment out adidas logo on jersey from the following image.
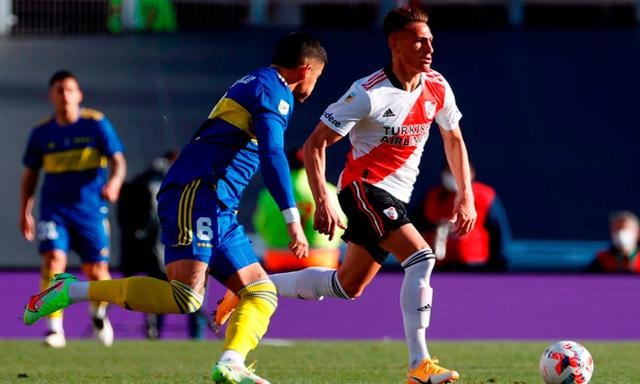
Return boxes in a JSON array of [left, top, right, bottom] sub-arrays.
[[382, 108, 395, 117]]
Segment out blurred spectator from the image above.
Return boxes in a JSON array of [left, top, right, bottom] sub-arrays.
[[588, 211, 639, 273], [421, 162, 511, 271], [108, 0, 177, 34], [117, 151, 207, 339], [252, 148, 344, 272]]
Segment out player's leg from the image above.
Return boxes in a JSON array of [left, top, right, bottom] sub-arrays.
[[380, 223, 458, 384], [82, 261, 114, 346], [40, 249, 67, 348], [36, 214, 70, 347], [268, 242, 380, 300], [76, 216, 114, 346], [24, 261, 207, 326], [210, 215, 275, 384]]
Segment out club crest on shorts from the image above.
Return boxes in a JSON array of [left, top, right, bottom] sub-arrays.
[[383, 206, 398, 220]]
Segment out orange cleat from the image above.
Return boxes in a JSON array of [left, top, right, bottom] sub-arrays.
[[407, 358, 460, 384], [212, 290, 239, 331]]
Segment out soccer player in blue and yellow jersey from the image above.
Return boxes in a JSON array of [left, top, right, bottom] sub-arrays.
[[19, 70, 127, 348], [24, 32, 327, 383]]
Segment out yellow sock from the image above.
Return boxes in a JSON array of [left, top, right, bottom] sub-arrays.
[[41, 269, 63, 320], [223, 280, 278, 357], [88, 277, 203, 314]]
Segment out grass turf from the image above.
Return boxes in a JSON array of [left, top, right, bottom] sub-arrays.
[[1, 340, 638, 383]]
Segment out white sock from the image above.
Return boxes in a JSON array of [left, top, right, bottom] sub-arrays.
[[400, 249, 435, 369], [89, 302, 108, 319], [67, 281, 90, 302], [46, 316, 64, 334], [270, 267, 351, 300], [219, 350, 245, 366]]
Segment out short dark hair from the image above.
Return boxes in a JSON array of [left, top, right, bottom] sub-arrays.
[[272, 32, 328, 69], [609, 210, 639, 226], [49, 70, 77, 88], [383, 7, 429, 37]]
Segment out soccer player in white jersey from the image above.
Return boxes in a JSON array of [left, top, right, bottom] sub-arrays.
[[216, 7, 476, 384]]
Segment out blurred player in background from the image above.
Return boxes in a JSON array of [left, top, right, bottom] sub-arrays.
[[216, 6, 475, 384], [24, 32, 327, 384], [253, 147, 343, 273], [19, 70, 126, 348], [588, 210, 639, 273]]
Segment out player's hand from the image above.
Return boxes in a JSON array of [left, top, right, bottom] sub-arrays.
[[313, 200, 346, 241], [450, 193, 476, 237], [102, 181, 121, 203], [286, 222, 309, 259], [20, 213, 35, 241]]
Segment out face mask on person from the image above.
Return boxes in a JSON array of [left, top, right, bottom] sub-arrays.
[[441, 172, 458, 192], [611, 229, 638, 251]]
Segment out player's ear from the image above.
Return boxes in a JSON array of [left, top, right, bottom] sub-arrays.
[[78, 89, 84, 104], [298, 63, 313, 80], [388, 34, 398, 52]]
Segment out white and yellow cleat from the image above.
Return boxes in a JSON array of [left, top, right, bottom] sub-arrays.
[[211, 361, 270, 384], [407, 358, 460, 384], [43, 331, 66, 348]]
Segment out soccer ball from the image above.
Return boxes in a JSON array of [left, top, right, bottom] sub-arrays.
[[539, 340, 594, 384]]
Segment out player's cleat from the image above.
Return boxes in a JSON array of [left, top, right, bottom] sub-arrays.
[[211, 361, 271, 384], [212, 290, 239, 331], [92, 315, 114, 347], [24, 273, 78, 326], [407, 358, 460, 384], [43, 331, 66, 348]]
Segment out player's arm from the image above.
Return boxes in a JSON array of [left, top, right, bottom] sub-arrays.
[[303, 121, 345, 240], [103, 152, 126, 203], [19, 167, 39, 241], [253, 114, 308, 259], [440, 125, 476, 236], [97, 117, 126, 203]]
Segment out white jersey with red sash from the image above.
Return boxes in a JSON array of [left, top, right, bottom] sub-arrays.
[[320, 66, 462, 203]]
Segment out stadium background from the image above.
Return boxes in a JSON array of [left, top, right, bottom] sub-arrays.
[[1, 0, 638, 270]]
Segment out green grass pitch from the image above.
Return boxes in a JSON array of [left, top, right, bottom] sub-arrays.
[[2, 340, 639, 383]]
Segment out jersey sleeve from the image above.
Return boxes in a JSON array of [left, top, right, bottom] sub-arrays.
[[97, 117, 125, 157], [434, 79, 463, 131], [252, 83, 297, 211], [319, 82, 370, 137], [22, 129, 43, 171]]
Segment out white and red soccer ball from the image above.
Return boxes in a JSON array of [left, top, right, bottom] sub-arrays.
[[539, 340, 594, 384]]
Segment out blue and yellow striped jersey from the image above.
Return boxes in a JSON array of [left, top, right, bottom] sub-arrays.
[[162, 66, 297, 212], [23, 108, 124, 213]]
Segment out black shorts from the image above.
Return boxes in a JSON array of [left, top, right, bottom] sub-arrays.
[[338, 180, 411, 264]]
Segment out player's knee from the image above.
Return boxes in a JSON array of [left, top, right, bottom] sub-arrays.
[[42, 251, 66, 269], [169, 280, 204, 314], [340, 281, 366, 299]]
